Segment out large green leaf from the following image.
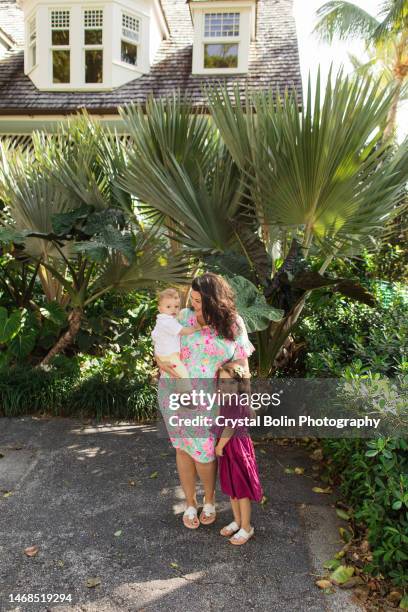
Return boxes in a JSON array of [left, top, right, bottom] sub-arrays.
[[8, 311, 38, 358], [228, 276, 284, 333], [0, 307, 23, 344]]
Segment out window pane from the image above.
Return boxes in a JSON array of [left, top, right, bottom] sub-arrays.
[[85, 29, 102, 44], [85, 49, 103, 83], [52, 50, 70, 83], [122, 13, 140, 42], [31, 44, 36, 67], [52, 29, 69, 45], [121, 40, 137, 65], [204, 13, 240, 37], [204, 43, 238, 68]]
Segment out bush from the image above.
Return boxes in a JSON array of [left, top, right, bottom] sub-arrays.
[[298, 287, 408, 377], [0, 350, 157, 421], [321, 437, 408, 587]]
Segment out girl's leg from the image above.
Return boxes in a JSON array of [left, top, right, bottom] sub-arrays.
[[238, 498, 252, 532], [195, 459, 217, 524], [176, 449, 199, 527], [230, 497, 241, 526]]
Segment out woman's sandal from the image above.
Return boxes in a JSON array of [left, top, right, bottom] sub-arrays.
[[183, 506, 200, 529], [220, 521, 240, 537], [229, 526, 254, 545], [199, 499, 216, 525]]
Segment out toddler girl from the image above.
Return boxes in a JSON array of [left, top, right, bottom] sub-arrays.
[[214, 362, 263, 545]]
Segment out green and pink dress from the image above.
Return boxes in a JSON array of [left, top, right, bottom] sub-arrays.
[[158, 307, 255, 463]]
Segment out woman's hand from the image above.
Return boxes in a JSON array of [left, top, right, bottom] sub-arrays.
[[215, 444, 224, 457]]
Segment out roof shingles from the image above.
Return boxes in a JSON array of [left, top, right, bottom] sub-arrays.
[[0, 0, 302, 114]]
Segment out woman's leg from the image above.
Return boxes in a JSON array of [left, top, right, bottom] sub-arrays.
[[230, 497, 241, 526], [195, 459, 217, 524], [195, 459, 216, 504], [238, 498, 252, 532], [176, 449, 199, 527]]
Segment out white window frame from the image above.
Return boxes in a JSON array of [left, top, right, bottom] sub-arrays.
[[82, 8, 104, 84], [50, 8, 71, 84], [202, 11, 241, 71], [120, 11, 140, 68], [27, 14, 37, 71]]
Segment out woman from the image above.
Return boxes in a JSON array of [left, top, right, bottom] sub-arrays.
[[156, 273, 254, 529]]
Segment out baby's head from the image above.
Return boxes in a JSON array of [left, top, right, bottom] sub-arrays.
[[157, 288, 181, 317]]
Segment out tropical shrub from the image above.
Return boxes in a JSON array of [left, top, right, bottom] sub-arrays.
[[321, 437, 408, 587]]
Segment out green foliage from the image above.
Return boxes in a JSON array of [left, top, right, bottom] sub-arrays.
[[298, 288, 408, 377], [227, 275, 283, 333], [321, 437, 408, 586], [0, 352, 156, 421]]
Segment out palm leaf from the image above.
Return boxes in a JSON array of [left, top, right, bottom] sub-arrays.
[[314, 1, 380, 43]]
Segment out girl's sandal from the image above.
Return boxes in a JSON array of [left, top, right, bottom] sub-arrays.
[[229, 527, 254, 545], [220, 521, 240, 537], [183, 506, 200, 529], [199, 500, 216, 525]]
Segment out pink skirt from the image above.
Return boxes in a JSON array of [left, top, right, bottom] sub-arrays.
[[218, 435, 263, 502]]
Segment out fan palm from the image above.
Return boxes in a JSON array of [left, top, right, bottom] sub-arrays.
[[0, 115, 190, 364], [314, 0, 408, 139], [208, 71, 408, 373]]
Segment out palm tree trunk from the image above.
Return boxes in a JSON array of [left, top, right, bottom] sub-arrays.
[[383, 80, 402, 141], [39, 307, 82, 366]]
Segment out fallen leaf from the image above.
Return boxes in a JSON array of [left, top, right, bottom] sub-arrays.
[[312, 486, 332, 494], [330, 565, 354, 585], [294, 467, 305, 475], [114, 530, 122, 537], [339, 576, 364, 589], [150, 471, 158, 479], [388, 590, 403, 604], [58, 560, 64, 567], [316, 579, 332, 589], [339, 527, 353, 542], [336, 509, 351, 521], [259, 449, 267, 455], [323, 558, 341, 570], [24, 545, 39, 557], [170, 562, 179, 569], [310, 448, 323, 461], [128, 480, 135, 486], [86, 577, 101, 588], [260, 495, 268, 507], [284, 468, 295, 474]]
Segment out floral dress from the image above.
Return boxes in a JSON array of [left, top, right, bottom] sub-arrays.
[[158, 308, 255, 463]]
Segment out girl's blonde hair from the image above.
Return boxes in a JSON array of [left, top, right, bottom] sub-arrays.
[[218, 362, 251, 395]]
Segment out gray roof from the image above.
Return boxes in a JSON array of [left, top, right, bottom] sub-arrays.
[[0, 0, 302, 115], [0, 0, 24, 46]]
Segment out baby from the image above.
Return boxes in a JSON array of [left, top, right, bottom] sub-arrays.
[[151, 288, 199, 379]]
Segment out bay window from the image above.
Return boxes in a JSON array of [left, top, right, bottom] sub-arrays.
[[51, 9, 70, 83], [83, 9, 103, 83], [121, 12, 140, 66], [28, 15, 37, 69]]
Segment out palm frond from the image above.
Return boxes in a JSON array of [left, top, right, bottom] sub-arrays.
[[314, 1, 380, 43], [374, 0, 408, 41]]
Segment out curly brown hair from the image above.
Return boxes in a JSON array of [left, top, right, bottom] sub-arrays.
[[191, 273, 238, 341]]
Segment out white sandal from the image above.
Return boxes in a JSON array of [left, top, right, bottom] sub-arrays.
[[183, 506, 199, 529], [229, 526, 254, 545], [199, 499, 216, 525], [220, 521, 240, 536]]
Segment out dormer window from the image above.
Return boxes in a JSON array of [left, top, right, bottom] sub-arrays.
[[121, 13, 140, 66], [51, 10, 70, 83], [203, 12, 240, 69], [190, 0, 255, 75], [83, 9, 103, 83]]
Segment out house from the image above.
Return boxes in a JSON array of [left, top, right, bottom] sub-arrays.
[[0, 0, 302, 140]]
